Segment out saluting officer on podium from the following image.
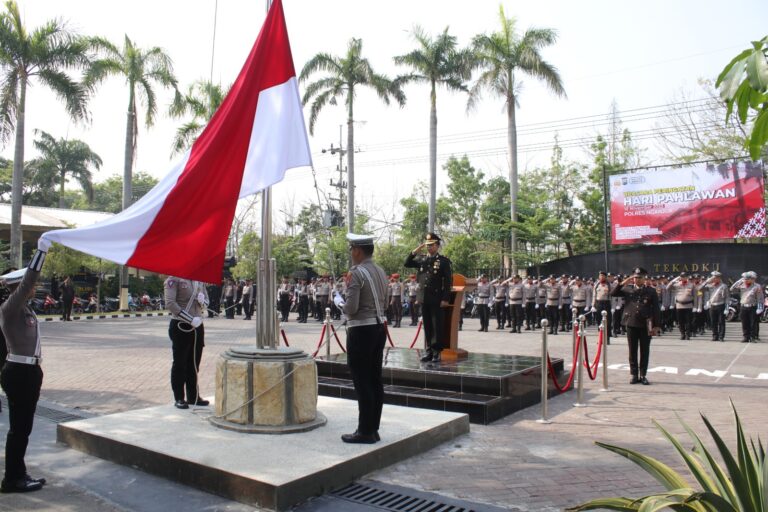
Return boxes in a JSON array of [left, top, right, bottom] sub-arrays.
[[405, 233, 452, 363], [334, 234, 388, 444]]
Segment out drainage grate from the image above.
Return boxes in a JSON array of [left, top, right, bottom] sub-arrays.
[[34, 404, 87, 424]]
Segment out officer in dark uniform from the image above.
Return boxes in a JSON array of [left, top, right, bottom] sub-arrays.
[[612, 267, 661, 386], [404, 233, 452, 363], [0, 243, 48, 493]]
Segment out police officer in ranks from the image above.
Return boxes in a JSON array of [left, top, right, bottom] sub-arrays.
[[1, 242, 48, 493], [296, 278, 309, 323], [475, 275, 491, 332], [241, 278, 253, 320], [658, 276, 673, 332], [611, 275, 625, 336], [404, 233, 453, 363], [389, 274, 403, 328], [277, 277, 292, 322], [559, 275, 573, 332], [542, 275, 562, 335], [612, 267, 661, 385], [691, 274, 705, 336], [316, 277, 330, 322], [535, 278, 547, 328], [523, 276, 538, 330], [505, 275, 525, 333], [164, 276, 210, 409], [591, 271, 613, 343], [666, 272, 695, 340], [490, 277, 508, 329], [335, 234, 388, 444], [569, 276, 591, 320], [698, 271, 728, 341], [406, 274, 420, 326], [731, 271, 764, 343]]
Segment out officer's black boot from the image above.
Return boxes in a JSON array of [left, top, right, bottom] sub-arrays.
[[420, 350, 434, 362]]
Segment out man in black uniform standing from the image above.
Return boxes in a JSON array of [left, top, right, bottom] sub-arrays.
[[612, 267, 661, 386], [405, 233, 452, 363]]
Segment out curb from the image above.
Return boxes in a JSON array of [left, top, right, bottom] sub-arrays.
[[42, 312, 170, 322]]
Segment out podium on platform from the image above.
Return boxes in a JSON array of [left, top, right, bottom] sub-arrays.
[[440, 274, 476, 360]]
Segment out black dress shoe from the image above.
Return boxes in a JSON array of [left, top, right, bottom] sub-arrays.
[[640, 376, 650, 385], [420, 351, 434, 362], [629, 376, 639, 384], [374, 432, 381, 441], [478, 328, 484, 332], [192, 399, 210, 406], [431, 352, 442, 363], [341, 432, 378, 444], [24, 475, 45, 485], [1, 477, 43, 493], [174, 400, 189, 409]]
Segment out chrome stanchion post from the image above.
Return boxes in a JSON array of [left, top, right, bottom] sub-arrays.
[[537, 319, 551, 424], [325, 307, 332, 358], [600, 310, 609, 392], [574, 315, 587, 407]]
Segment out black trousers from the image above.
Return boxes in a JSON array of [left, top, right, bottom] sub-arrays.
[[525, 302, 536, 328], [409, 298, 419, 324], [279, 294, 291, 321], [741, 306, 758, 340], [422, 301, 446, 352], [62, 298, 73, 320], [510, 304, 524, 330], [390, 298, 402, 326], [626, 325, 651, 377], [613, 307, 624, 335], [1, 362, 43, 481], [478, 303, 490, 330], [242, 296, 251, 319], [595, 300, 612, 341], [559, 304, 571, 330], [298, 296, 309, 321], [317, 296, 329, 320], [546, 305, 559, 333], [169, 320, 205, 403], [677, 308, 693, 337], [710, 304, 726, 339], [346, 324, 386, 435], [225, 296, 235, 318], [536, 303, 545, 326], [493, 300, 507, 327]]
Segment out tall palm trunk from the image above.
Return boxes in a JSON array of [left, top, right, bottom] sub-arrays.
[[428, 80, 437, 233], [119, 87, 136, 309], [59, 169, 66, 209], [9, 78, 27, 267], [507, 89, 518, 274], [346, 86, 355, 233]]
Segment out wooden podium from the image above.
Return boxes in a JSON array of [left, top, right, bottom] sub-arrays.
[[440, 274, 476, 361]]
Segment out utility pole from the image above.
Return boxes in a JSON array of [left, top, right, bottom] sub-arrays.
[[321, 125, 347, 226]]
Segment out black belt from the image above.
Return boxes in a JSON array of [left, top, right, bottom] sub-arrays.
[[676, 300, 693, 305]]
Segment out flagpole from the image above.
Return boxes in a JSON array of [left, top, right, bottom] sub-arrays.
[[257, 0, 277, 350]]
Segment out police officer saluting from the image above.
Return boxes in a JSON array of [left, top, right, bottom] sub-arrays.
[[612, 267, 661, 385], [164, 276, 209, 409], [335, 234, 388, 444], [698, 271, 728, 341], [0, 241, 49, 493], [405, 233, 453, 362]]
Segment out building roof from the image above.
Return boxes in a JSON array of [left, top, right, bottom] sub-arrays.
[[0, 203, 113, 232]]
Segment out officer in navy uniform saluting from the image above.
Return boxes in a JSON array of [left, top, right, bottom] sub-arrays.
[[404, 233, 453, 363], [612, 267, 661, 386], [0, 241, 49, 493], [335, 234, 389, 444], [164, 277, 210, 409]]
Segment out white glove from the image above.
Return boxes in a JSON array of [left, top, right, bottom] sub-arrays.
[[38, 236, 52, 252], [197, 292, 208, 308], [191, 317, 202, 328], [534, 304, 539, 310], [558, 305, 562, 310], [590, 307, 597, 313], [704, 301, 710, 310], [611, 308, 615, 313], [333, 292, 345, 308], [661, 306, 666, 311], [757, 306, 764, 315]]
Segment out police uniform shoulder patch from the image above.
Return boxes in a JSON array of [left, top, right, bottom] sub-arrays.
[[166, 279, 175, 288]]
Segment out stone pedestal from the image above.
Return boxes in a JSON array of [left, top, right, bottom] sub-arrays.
[[210, 347, 326, 433]]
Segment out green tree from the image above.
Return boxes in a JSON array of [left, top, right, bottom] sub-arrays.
[[469, 5, 566, 271], [398, 187, 452, 247], [444, 155, 485, 235], [394, 26, 472, 232], [69, 172, 158, 213], [33, 130, 101, 208], [0, 157, 58, 207], [0, 0, 90, 265], [300, 37, 405, 233], [477, 176, 511, 270], [230, 231, 260, 281], [85, 35, 180, 214], [374, 242, 410, 277], [169, 79, 229, 154], [442, 234, 478, 276], [716, 35, 768, 159]]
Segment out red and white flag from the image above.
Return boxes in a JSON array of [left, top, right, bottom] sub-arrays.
[[41, 0, 311, 283]]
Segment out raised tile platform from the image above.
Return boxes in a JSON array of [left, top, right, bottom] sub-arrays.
[[317, 348, 566, 424], [57, 396, 469, 511]]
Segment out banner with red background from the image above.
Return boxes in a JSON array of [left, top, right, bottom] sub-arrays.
[[610, 161, 765, 244]]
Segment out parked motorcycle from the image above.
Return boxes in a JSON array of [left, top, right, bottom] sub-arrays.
[[726, 296, 740, 322]]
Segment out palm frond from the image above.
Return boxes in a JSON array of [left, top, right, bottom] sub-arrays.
[[299, 52, 340, 82], [36, 68, 89, 122]]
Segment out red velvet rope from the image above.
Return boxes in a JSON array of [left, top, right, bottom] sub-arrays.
[[280, 329, 290, 347], [545, 323, 581, 392], [383, 321, 396, 348], [311, 323, 327, 358], [409, 320, 423, 349], [329, 323, 347, 353], [582, 327, 604, 381]]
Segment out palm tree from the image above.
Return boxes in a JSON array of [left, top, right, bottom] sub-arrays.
[[33, 130, 102, 208], [300, 38, 405, 233], [169, 79, 229, 154], [394, 26, 472, 234], [469, 5, 566, 271], [0, 0, 90, 265], [85, 35, 179, 213]]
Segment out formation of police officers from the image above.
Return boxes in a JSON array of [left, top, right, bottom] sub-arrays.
[[472, 270, 764, 344]]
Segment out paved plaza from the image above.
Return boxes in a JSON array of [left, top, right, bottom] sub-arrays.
[[1, 314, 767, 511]]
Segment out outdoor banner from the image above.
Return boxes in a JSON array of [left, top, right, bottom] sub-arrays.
[[610, 161, 765, 244]]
